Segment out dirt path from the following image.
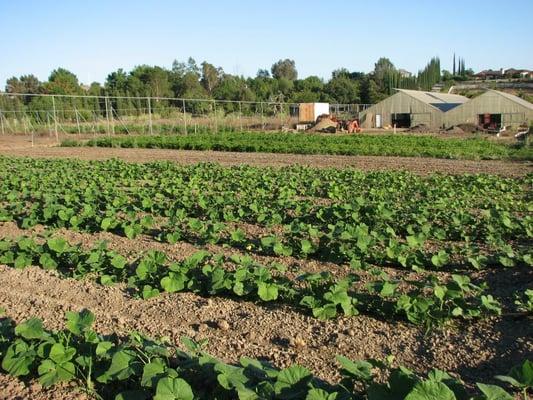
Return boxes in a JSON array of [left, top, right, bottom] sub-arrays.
[[0, 145, 530, 176]]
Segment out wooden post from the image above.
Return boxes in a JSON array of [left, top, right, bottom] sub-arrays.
[[182, 99, 187, 134], [0, 110, 4, 135], [52, 95, 59, 143], [147, 97, 153, 135]]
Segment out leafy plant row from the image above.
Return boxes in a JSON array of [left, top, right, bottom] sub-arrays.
[[0, 235, 506, 327], [62, 131, 533, 160], [0, 158, 531, 271], [0, 309, 531, 400]]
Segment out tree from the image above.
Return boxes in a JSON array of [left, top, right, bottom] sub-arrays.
[[130, 65, 172, 98], [360, 77, 382, 104], [105, 69, 129, 93], [325, 76, 360, 104], [5, 74, 41, 94], [45, 68, 81, 94], [256, 69, 270, 78], [271, 59, 297, 80], [201, 62, 223, 94], [373, 58, 395, 83]]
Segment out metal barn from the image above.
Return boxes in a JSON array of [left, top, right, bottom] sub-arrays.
[[444, 90, 533, 129], [359, 89, 468, 130]]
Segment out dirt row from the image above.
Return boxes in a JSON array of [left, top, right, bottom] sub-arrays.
[[0, 143, 531, 177], [0, 224, 531, 399]]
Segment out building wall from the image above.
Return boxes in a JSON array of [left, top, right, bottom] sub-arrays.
[[444, 91, 533, 128], [360, 92, 443, 129]]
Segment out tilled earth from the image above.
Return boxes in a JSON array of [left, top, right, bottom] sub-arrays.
[[0, 144, 531, 177], [0, 223, 531, 399]]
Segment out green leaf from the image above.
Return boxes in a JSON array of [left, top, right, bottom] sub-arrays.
[[38, 359, 75, 387], [404, 380, 456, 400], [336, 356, 373, 382], [48, 343, 76, 364], [141, 358, 166, 388], [300, 239, 314, 255], [1, 341, 36, 376], [142, 285, 160, 299], [15, 318, 46, 340], [274, 365, 312, 399], [154, 376, 194, 400], [476, 383, 513, 400], [14, 253, 32, 269], [257, 282, 279, 301], [161, 273, 186, 293], [66, 309, 95, 335], [495, 360, 533, 389], [431, 250, 449, 268], [39, 253, 58, 270], [47, 237, 68, 254], [101, 217, 114, 231], [98, 350, 141, 383], [115, 390, 151, 400], [306, 388, 338, 400], [312, 304, 337, 320], [111, 254, 128, 269]]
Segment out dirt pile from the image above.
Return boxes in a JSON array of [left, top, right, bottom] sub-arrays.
[[457, 123, 481, 133], [407, 124, 432, 133], [444, 126, 465, 134], [312, 117, 338, 133]]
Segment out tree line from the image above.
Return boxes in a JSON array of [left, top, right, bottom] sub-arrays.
[[1, 56, 476, 121]]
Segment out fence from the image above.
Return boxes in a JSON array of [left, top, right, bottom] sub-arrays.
[[0, 92, 372, 141]]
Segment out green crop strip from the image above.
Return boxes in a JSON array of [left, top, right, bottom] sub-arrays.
[[0, 158, 531, 272], [0, 235, 510, 328], [0, 309, 530, 400], [61, 132, 533, 160]]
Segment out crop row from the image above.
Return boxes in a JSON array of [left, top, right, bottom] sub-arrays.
[[0, 235, 513, 327], [61, 131, 533, 160], [0, 309, 531, 400], [0, 158, 531, 272]]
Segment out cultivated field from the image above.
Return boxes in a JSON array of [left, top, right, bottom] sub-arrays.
[[0, 133, 531, 399]]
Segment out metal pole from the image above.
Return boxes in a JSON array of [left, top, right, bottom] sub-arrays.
[[147, 97, 153, 135], [52, 95, 59, 143], [104, 97, 111, 136], [239, 101, 243, 132], [279, 103, 283, 131], [46, 112, 52, 137], [260, 102, 264, 131], [110, 102, 115, 135], [75, 108, 81, 136], [0, 111, 4, 135], [213, 100, 217, 133], [182, 99, 187, 134]]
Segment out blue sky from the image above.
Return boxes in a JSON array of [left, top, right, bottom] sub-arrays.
[[1, 0, 532, 85]]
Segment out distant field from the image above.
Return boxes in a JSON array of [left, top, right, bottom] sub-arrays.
[[62, 131, 533, 161]]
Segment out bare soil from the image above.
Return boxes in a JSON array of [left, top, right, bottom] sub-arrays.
[[0, 140, 530, 177], [0, 222, 531, 399]]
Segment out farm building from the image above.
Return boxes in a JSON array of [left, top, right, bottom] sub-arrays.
[[359, 89, 468, 130], [444, 90, 533, 129]]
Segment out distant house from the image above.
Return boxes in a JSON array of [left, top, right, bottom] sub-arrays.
[[474, 69, 504, 80], [474, 68, 533, 80], [398, 69, 413, 78]]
